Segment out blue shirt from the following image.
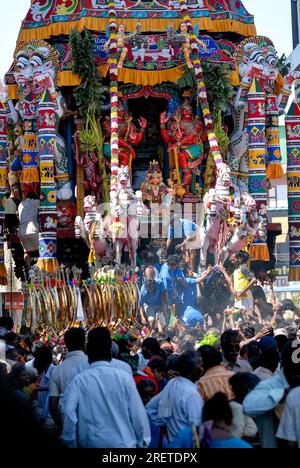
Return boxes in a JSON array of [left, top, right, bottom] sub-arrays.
[[139, 281, 165, 308], [159, 263, 185, 305], [180, 218, 197, 238], [183, 277, 199, 307], [168, 218, 197, 239], [168, 427, 252, 449]]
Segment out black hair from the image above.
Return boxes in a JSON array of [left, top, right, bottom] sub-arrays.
[[153, 333, 171, 346], [0, 316, 14, 331], [220, 329, 241, 348], [148, 358, 167, 373], [7, 363, 28, 392], [142, 338, 160, 356], [202, 392, 232, 425], [247, 341, 261, 370], [239, 322, 255, 339], [239, 344, 248, 358], [287, 327, 298, 340], [234, 250, 249, 264], [115, 337, 131, 355], [198, 345, 222, 372], [32, 344, 53, 366], [259, 346, 280, 373], [166, 255, 180, 266], [4, 332, 19, 344], [179, 335, 195, 353], [282, 299, 297, 312], [229, 372, 260, 404], [136, 379, 156, 398], [167, 353, 181, 372], [176, 351, 199, 378], [64, 327, 85, 352], [87, 327, 112, 364], [274, 334, 289, 353]]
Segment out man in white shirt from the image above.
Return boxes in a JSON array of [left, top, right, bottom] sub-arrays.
[[243, 341, 300, 448], [61, 327, 150, 448], [49, 328, 86, 430], [146, 351, 203, 442], [276, 386, 300, 447], [65, 341, 132, 385]]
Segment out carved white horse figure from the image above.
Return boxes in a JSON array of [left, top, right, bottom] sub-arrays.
[[75, 195, 111, 260], [199, 164, 231, 266], [110, 166, 146, 266]]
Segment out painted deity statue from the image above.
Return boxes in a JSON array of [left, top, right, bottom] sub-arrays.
[[160, 95, 205, 194], [167, 22, 206, 69], [74, 131, 101, 199], [104, 23, 142, 69], [103, 100, 147, 171], [229, 35, 300, 200], [140, 160, 174, 205]]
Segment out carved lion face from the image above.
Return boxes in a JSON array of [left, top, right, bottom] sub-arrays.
[[118, 166, 130, 188], [14, 41, 58, 96]]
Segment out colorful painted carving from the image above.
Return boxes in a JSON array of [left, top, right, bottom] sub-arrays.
[[103, 99, 147, 171], [160, 93, 205, 195], [139, 160, 174, 205], [230, 36, 299, 197], [286, 102, 300, 281]]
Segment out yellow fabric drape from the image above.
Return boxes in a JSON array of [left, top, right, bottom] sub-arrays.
[[36, 258, 59, 273], [17, 17, 256, 44], [7, 85, 18, 100], [57, 71, 80, 87], [249, 244, 270, 262], [117, 65, 186, 85], [266, 163, 284, 180], [9, 65, 185, 90]]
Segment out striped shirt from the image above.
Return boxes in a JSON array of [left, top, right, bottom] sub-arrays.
[[197, 365, 235, 402]]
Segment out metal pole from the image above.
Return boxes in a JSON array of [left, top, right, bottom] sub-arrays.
[[291, 0, 300, 49]]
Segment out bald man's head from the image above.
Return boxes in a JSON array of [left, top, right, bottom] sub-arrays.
[[144, 267, 156, 280]]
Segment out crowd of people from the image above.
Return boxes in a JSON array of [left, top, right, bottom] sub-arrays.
[[0, 279, 300, 448]]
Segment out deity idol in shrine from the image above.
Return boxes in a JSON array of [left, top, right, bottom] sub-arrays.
[[102, 99, 147, 171], [160, 93, 206, 194]]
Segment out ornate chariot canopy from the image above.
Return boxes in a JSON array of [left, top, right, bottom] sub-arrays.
[[20, 0, 255, 41], [6, 0, 255, 95]]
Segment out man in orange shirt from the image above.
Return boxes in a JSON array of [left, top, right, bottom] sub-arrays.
[[197, 345, 234, 402]]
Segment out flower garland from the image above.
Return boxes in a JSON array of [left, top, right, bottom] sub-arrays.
[[0, 101, 8, 285], [108, 2, 120, 236], [178, 0, 225, 172]]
